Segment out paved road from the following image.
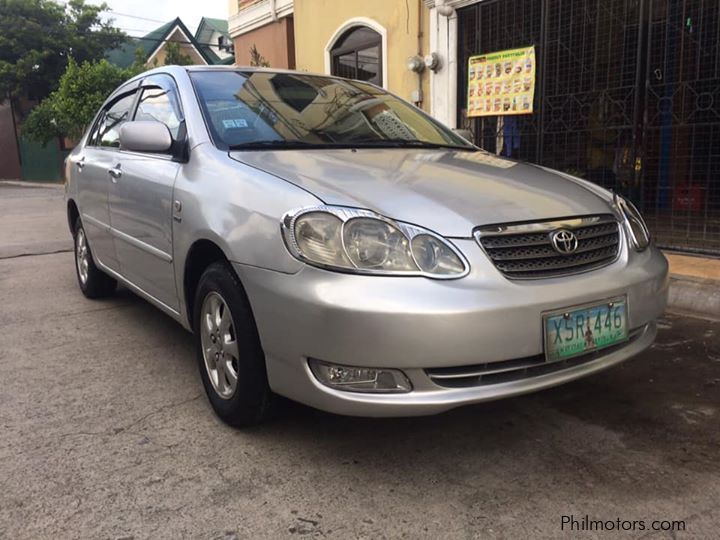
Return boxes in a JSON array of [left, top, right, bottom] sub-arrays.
[[1, 183, 719, 539]]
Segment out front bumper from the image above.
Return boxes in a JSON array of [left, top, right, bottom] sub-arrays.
[[233, 240, 668, 417]]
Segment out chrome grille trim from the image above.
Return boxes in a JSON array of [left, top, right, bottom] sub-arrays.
[[425, 326, 646, 388], [475, 215, 621, 279]]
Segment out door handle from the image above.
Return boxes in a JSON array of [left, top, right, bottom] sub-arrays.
[[108, 166, 122, 182], [76, 157, 85, 170]]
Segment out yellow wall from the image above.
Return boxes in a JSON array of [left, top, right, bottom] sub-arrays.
[[293, 0, 431, 111]]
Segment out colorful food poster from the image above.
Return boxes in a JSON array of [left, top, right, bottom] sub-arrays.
[[467, 46, 536, 117]]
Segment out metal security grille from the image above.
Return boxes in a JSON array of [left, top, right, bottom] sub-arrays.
[[457, 0, 720, 255], [457, 0, 542, 160], [642, 0, 720, 253]]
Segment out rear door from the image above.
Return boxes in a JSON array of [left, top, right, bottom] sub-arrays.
[[108, 74, 184, 311], [75, 89, 138, 271]]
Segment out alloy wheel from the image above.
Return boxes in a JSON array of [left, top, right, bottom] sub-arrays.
[[76, 228, 89, 285], [200, 292, 240, 399]]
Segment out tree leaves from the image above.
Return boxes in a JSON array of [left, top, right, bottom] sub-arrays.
[[23, 58, 144, 144], [163, 42, 194, 66], [0, 0, 126, 100]]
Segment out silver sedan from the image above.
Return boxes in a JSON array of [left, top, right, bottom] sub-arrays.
[[64, 66, 668, 426]]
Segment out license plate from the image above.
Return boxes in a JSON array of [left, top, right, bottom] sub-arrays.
[[544, 297, 628, 362]]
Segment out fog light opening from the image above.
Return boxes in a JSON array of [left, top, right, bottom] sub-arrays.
[[308, 359, 412, 393]]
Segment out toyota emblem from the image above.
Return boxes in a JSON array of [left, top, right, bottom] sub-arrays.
[[550, 229, 578, 254]]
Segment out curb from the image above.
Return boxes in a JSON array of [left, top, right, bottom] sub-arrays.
[[0, 180, 64, 189], [668, 275, 720, 320]]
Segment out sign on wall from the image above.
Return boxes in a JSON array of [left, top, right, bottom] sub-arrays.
[[467, 46, 536, 117]]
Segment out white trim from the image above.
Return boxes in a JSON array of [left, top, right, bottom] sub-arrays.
[[442, 0, 484, 8], [428, 0, 489, 127], [228, 0, 294, 37], [323, 17, 388, 89], [428, 5, 460, 127], [145, 25, 208, 66]]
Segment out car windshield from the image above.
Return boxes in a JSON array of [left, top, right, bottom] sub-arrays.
[[189, 70, 476, 151]]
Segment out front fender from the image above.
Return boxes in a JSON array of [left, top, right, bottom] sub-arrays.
[[172, 144, 321, 326]]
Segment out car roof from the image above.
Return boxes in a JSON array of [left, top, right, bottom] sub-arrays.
[[130, 64, 366, 86], [183, 65, 321, 76], [110, 65, 382, 111]]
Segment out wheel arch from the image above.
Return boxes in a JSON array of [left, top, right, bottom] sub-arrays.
[[67, 199, 80, 235], [183, 238, 237, 328]]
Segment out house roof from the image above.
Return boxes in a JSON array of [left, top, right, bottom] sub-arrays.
[[197, 17, 229, 35], [107, 17, 219, 68], [194, 17, 231, 65]]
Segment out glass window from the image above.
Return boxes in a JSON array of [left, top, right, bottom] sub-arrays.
[[331, 26, 382, 85], [189, 71, 475, 151], [270, 74, 318, 113], [134, 86, 182, 139], [90, 92, 136, 148]]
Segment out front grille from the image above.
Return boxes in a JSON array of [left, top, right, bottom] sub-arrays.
[[475, 215, 621, 279], [425, 326, 646, 389]]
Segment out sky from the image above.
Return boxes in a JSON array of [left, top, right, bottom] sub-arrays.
[[86, 0, 229, 37]]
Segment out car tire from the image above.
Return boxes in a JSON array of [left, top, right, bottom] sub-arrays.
[[73, 217, 117, 299], [193, 262, 274, 427]]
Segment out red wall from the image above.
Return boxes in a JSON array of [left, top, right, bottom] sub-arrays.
[[0, 101, 21, 179]]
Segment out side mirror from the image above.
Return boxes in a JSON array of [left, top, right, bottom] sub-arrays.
[[119, 121, 172, 153], [452, 128, 474, 142]]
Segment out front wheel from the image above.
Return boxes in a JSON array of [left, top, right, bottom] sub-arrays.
[[73, 217, 116, 299], [193, 262, 273, 427]]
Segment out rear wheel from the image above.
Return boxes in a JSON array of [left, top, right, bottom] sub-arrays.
[[193, 262, 273, 427], [73, 217, 116, 298]]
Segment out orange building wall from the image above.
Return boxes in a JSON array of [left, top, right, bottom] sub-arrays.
[[232, 17, 295, 69]]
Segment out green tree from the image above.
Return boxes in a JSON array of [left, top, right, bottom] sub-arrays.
[[0, 0, 125, 101], [23, 58, 142, 144], [163, 42, 193, 66]]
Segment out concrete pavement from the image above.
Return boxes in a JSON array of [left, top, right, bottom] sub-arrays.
[[0, 182, 70, 259], [1, 183, 719, 539], [665, 253, 720, 320]]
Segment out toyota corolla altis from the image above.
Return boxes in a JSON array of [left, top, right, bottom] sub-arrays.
[[65, 66, 668, 426]]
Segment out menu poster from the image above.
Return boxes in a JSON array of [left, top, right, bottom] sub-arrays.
[[467, 46, 536, 117]]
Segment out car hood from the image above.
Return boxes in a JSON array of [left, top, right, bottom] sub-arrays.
[[230, 148, 613, 237]]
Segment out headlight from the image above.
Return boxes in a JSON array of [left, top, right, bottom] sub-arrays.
[[615, 195, 650, 251], [282, 206, 469, 278]]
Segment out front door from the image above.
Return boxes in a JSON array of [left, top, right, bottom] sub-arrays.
[[108, 75, 185, 311], [108, 154, 180, 311]]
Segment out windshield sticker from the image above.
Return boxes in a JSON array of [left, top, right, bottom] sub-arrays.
[[222, 119, 249, 129]]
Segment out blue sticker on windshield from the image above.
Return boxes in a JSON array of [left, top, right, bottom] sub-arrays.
[[222, 119, 248, 129]]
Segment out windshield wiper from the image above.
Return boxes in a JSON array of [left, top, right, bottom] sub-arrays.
[[349, 138, 475, 151], [227, 140, 339, 150], [228, 139, 476, 151]]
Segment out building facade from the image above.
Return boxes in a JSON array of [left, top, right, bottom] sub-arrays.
[[293, 0, 431, 111], [228, 0, 296, 68], [228, 0, 432, 110], [427, 0, 720, 254], [228, 0, 720, 255]]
